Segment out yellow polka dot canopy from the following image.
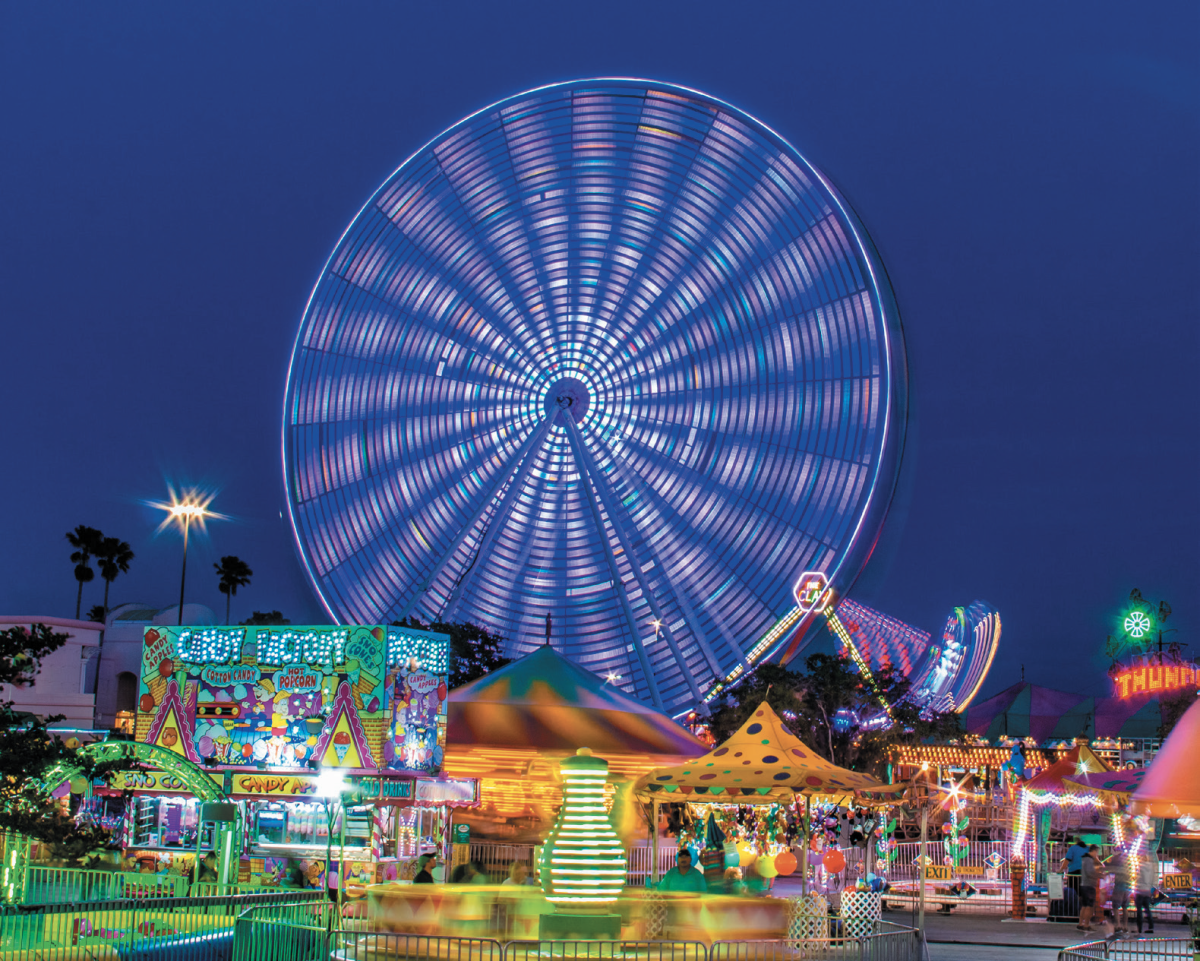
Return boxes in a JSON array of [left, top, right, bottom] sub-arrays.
[[634, 701, 901, 803]]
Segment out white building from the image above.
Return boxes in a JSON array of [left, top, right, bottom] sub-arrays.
[[0, 604, 216, 732], [0, 615, 102, 730], [92, 602, 216, 729]]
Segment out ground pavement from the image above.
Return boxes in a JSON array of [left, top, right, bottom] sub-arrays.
[[769, 878, 1181, 960]]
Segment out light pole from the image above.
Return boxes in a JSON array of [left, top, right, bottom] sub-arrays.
[[161, 499, 210, 626], [315, 767, 349, 921]]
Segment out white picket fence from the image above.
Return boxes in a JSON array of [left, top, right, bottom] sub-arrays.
[[468, 841, 680, 884]]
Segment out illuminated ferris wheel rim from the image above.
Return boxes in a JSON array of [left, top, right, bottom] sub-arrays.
[[282, 78, 908, 713]]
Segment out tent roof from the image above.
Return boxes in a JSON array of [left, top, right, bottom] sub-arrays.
[[633, 701, 897, 804], [446, 644, 706, 757], [1062, 768, 1147, 803], [1130, 696, 1200, 818], [1021, 744, 1108, 794], [966, 682, 1165, 743]]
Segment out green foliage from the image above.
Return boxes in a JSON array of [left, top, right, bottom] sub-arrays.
[[239, 610, 290, 625], [706, 663, 807, 743], [1159, 687, 1196, 739], [392, 618, 511, 689], [214, 555, 253, 624], [66, 525, 104, 619], [95, 536, 134, 614], [706, 650, 961, 778], [0, 625, 121, 861]]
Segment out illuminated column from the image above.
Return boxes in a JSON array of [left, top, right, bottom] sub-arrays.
[[540, 748, 627, 910]]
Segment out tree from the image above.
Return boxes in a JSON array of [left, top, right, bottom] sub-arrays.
[[86, 605, 108, 624], [1159, 687, 1196, 739], [706, 662, 808, 743], [393, 617, 511, 688], [66, 525, 104, 619], [0, 625, 122, 862], [240, 611, 290, 625], [214, 556, 253, 625], [705, 651, 960, 778], [95, 536, 134, 617]]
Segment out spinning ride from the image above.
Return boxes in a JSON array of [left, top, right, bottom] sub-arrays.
[[283, 80, 907, 715]]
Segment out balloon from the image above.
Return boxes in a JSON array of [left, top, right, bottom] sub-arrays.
[[68, 776, 88, 794], [809, 849, 824, 867], [823, 850, 846, 874], [687, 844, 700, 865], [736, 841, 757, 867], [198, 735, 214, 757], [756, 856, 778, 879], [775, 851, 798, 876], [723, 842, 740, 868], [810, 834, 823, 851]]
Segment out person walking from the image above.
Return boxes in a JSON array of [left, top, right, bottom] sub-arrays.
[[1077, 845, 1105, 932], [1109, 850, 1130, 934], [1134, 850, 1158, 935]]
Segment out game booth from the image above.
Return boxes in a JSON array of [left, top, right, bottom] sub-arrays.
[[122, 623, 478, 892]]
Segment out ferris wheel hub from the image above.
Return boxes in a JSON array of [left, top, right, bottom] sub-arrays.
[[546, 377, 590, 419]]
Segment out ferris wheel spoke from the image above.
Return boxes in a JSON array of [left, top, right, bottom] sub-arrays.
[[600, 427, 818, 632], [561, 414, 665, 711], [392, 414, 553, 623], [438, 414, 560, 621], [564, 413, 706, 699], [317, 231, 545, 388], [587, 428, 754, 674]]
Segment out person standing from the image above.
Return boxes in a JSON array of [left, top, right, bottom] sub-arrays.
[[1134, 850, 1158, 935], [657, 849, 707, 893], [413, 853, 438, 884], [1060, 837, 1088, 893], [1077, 845, 1105, 931]]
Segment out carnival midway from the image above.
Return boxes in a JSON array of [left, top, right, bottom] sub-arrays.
[[3, 80, 1198, 961]]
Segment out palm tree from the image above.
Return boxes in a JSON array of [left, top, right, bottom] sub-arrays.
[[86, 604, 108, 623], [66, 525, 104, 619], [96, 536, 135, 615], [90, 535, 135, 706], [214, 556, 253, 625]]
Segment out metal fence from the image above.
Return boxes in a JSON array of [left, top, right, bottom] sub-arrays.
[[711, 926, 924, 961], [0, 889, 324, 959], [229, 924, 925, 961], [1058, 937, 1196, 960], [21, 864, 192, 903]]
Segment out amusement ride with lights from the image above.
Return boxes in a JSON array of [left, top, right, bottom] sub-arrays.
[[281, 78, 1000, 716]]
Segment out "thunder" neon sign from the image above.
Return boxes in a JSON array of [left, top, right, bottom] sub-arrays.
[[1113, 663, 1198, 699]]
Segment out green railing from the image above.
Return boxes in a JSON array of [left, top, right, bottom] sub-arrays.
[[20, 865, 191, 904], [0, 889, 324, 959]]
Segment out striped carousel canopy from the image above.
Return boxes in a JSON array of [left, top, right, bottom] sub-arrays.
[[447, 643, 705, 757]]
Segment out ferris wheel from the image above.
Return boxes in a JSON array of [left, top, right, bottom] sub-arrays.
[[283, 79, 907, 716]]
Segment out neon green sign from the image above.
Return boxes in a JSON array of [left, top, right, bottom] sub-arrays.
[[1124, 611, 1152, 639]]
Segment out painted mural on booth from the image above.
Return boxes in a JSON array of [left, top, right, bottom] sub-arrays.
[[136, 625, 449, 775]]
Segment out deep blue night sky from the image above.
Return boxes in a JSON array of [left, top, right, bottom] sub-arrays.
[[2, 3, 1196, 702]]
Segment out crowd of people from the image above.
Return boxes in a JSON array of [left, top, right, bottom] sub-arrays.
[[1060, 836, 1159, 935]]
